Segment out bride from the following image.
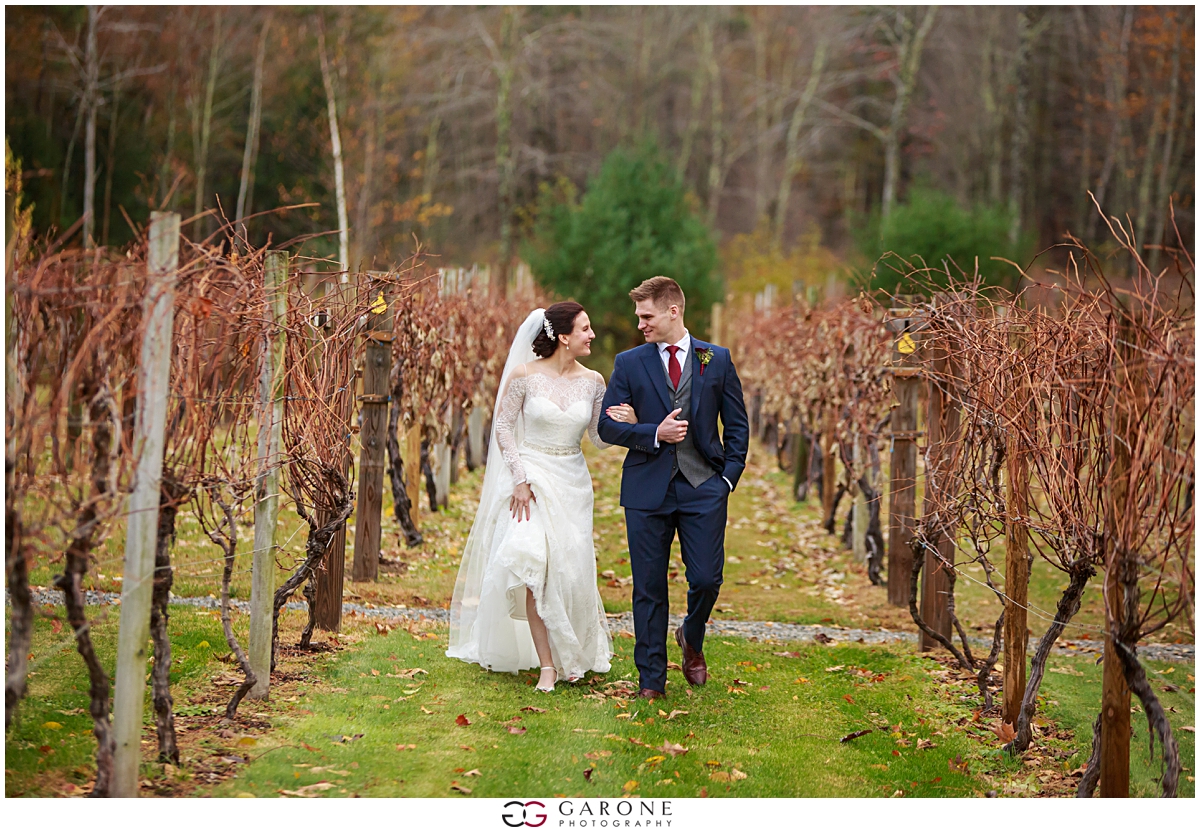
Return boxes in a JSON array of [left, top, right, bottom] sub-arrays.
[[446, 302, 636, 692]]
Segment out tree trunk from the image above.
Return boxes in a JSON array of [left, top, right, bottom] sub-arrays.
[[271, 487, 353, 671], [386, 361, 422, 546], [353, 69, 380, 268], [191, 8, 223, 239], [235, 12, 271, 243], [1148, 18, 1185, 272], [101, 82, 121, 247], [881, 6, 938, 219], [1088, 7, 1132, 241], [752, 18, 770, 224], [83, 4, 99, 249], [149, 472, 185, 764], [704, 15, 723, 226], [677, 18, 707, 181], [1008, 560, 1094, 754], [4, 484, 32, 728], [317, 16, 349, 276], [1134, 22, 1170, 257], [774, 37, 827, 249], [159, 79, 178, 210], [208, 493, 257, 721], [494, 7, 518, 295], [53, 376, 115, 796], [1071, 8, 1092, 235], [1007, 7, 1034, 244]]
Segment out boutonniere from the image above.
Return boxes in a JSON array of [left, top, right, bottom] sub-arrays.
[[695, 347, 713, 375]]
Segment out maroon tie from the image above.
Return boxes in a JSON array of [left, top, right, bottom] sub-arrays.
[[666, 345, 682, 389]]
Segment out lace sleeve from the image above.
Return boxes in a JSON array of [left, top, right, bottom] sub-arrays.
[[494, 373, 528, 484], [587, 376, 612, 450]]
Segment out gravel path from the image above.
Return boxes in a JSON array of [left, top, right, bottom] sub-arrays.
[[21, 585, 1194, 664]]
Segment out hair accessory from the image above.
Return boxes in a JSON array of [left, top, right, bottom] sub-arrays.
[[542, 316, 555, 339]]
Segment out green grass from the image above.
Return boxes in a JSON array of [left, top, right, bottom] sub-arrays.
[[214, 629, 988, 798], [1038, 656, 1196, 798], [5, 603, 252, 796]]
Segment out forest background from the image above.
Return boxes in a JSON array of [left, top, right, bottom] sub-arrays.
[[5, 5, 1195, 355]]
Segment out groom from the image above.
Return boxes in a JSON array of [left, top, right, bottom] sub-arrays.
[[598, 276, 749, 699]]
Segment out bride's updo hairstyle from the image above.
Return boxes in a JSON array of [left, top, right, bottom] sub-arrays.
[[532, 301, 585, 358]]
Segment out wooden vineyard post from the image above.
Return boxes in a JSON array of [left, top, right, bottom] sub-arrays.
[[792, 418, 810, 501], [820, 406, 837, 529], [405, 424, 422, 530], [112, 211, 179, 797], [852, 436, 868, 563], [1100, 316, 1134, 798], [885, 305, 922, 606], [312, 276, 358, 632], [352, 275, 394, 582], [248, 250, 287, 699], [1002, 319, 1031, 725], [920, 299, 960, 651], [434, 406, 452, 509], [466, 407, 485, 470]]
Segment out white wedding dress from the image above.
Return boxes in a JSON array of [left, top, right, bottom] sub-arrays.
[[446, 310, 613, 680]]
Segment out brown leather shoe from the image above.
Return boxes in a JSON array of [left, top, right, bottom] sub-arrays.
[[637, 688, 665, 700], [675, 626, 708, 686]]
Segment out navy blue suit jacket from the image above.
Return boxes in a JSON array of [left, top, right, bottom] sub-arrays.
[[598, 338, 749, 511]]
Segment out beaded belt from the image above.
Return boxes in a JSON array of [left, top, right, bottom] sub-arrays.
[[522, 439, 582, 457]]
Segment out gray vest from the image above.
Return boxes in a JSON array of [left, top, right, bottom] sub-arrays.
[[659, 346, 715, 488]]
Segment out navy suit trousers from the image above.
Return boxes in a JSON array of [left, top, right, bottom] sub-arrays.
[[624, 473, 728, 692]]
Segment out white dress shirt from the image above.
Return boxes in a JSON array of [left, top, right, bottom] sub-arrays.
[[653, 330, 733, 491]]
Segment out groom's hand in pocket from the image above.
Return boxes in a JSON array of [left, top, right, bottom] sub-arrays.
[[656, 408, 689, 444], [510, 482, 536, 522]]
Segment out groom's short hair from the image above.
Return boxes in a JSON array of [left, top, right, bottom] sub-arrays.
[[630, 276, 685, 312]]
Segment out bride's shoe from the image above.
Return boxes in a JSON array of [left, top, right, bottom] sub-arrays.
[[535, 667, 558, 692]]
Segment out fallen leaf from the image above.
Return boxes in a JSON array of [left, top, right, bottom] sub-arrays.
[[450, 782, 472, 794], [843, 695, 855, 704], [456, 714, 471, 727], [730, 768, 748, 781], [237, 736, 258, 747], [622, 780, 639, 793], [774, 652, 803, 658], [992, 722, 1016, 743], [583, 768, 594, 782], [374, 622, 390, 635], [520, 706, 547, 713], [705, 760, 721, 767], [584, 751, 612, 759], [660, 740, 688, 757], [396, 743, 417, 751], [283, 782, 334, 797], [459, 744, 475, 751], [1179, 726, 1195, 733], [463, 769, 481, 777], [42, 722, 63, 730], [825, 665, 845, 673], [421, 706, 434, 715], [917, 738, 935, 750], [666, 709, 689, 720], [709, 771, 732, 782], [507, 725, 527, 735], [390, 668, 429, 679]]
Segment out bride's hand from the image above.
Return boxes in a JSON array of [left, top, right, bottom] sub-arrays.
[[606, 403, 637, 424], [510, 482, 536, 522]]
